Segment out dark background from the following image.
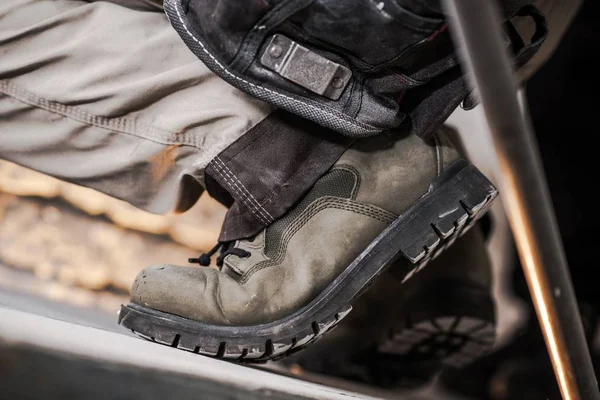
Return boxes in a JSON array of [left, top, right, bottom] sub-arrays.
[[445, 1, 598, 398]]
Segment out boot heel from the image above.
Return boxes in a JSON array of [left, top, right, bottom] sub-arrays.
[[395, 160, 497, 283]]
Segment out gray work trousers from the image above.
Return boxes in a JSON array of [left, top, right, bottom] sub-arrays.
[[0, 0, 274, 215]]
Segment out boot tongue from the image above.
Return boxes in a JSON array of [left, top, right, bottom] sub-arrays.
[[220, 261, 244, 279], [220, 240, 250, 277], [221, 231, 271, 279]]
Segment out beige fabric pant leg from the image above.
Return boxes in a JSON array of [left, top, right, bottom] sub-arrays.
[[0, 0, 274, 214]]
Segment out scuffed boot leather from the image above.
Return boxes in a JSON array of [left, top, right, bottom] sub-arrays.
[[120, 130, 497, 362]]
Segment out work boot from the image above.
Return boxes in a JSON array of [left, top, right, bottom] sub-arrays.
[[288, 227, 496, 387], [119, 130, 497, 362]]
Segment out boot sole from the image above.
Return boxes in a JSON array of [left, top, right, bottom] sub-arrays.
[[118, 160, 497, 363]]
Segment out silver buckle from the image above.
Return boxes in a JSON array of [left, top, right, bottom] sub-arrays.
[[260, 34, 352, 100]]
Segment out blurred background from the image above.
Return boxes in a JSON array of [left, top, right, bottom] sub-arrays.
[[0, 160, 227, 314]]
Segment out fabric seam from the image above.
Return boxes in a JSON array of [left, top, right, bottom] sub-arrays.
[[0, 80, 211, 150], [214, 156, 274, 222], [222, 136, 351, 223], [211, 160, 271, 225]]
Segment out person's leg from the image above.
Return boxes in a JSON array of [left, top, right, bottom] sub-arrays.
[[0, 0, 273, 215], [1, 0, 499, 363]]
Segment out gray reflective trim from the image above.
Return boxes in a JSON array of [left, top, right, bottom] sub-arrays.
[[260, 34, 352, 100], [164, 0, 383, 138]]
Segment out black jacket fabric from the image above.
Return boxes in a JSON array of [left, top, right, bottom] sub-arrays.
[[163, 0, 548, 241], [164, 0, 546, 139]]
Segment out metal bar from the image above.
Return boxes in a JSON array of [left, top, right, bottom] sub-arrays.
[[441, 1, 599, 399]]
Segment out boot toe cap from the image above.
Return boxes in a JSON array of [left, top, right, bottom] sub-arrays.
[[130, 264, 171, 309], [130, 264, 224, 324], [130, 264, 259, 325]]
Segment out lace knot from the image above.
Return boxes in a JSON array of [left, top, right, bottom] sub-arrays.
[[189, 241, 251, 268]]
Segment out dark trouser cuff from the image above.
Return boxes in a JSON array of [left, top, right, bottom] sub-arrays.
[[205, 110, 353, 242]]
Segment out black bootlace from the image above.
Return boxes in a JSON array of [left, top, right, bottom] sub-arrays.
[[188, 242, 251, 268]]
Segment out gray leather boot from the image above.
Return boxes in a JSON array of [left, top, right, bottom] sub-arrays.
[[119, 130, 497, 362]]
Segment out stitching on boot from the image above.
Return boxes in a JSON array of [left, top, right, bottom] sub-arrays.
[[247, 166, 358, 271], [334, 164, 362, 198], [239, 196, 396, 284]]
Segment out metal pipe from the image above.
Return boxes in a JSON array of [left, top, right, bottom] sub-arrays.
[[441, 1, 599, 399]]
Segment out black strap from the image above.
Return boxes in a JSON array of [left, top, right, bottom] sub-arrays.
[[461, 4, 548, 110], [511, 4, 549, 69]]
